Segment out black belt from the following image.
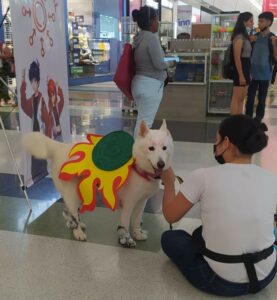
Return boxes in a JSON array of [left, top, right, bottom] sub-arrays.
[[192, 226, 275, 294]]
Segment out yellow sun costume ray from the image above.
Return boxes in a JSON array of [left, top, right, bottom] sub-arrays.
[[59, 133, 134, 213]]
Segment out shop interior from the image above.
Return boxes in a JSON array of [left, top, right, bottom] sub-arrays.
[[67, 0, 120, 81], [0, 0, 261, 118]]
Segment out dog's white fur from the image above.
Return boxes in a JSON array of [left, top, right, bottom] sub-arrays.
[[22, 120, 173, 247]]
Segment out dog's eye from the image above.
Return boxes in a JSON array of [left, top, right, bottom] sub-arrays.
[[163, 146, 167, 151], [148, 146, 155, 151]]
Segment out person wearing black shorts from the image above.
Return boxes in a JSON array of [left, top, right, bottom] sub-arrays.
[[230, 12, 253, 115]]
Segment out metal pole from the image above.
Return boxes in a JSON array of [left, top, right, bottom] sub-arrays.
[[0, 113, 32, 212], [0, 76, 17, 98]]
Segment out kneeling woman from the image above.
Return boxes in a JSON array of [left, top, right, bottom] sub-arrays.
[[161, 115, 277, 297]]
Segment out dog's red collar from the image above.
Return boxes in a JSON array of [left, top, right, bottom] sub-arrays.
[[132, 164, 160, 181]]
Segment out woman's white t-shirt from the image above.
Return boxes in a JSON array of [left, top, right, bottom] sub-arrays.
[[180, 163, 277, 283]]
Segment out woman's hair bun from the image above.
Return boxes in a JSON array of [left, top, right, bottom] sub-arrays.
[[244, 129, 268, 154], [258, 121, 268, 132], [219, 115, 269, 156], [132, 9, 141, 22]]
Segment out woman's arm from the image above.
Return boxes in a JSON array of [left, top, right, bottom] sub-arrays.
[[162, 168, 194, 224], [233, 37, 245, 85], [147, 35, 168, 71]]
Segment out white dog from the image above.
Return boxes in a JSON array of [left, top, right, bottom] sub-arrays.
[[22, 120, 173, 247]]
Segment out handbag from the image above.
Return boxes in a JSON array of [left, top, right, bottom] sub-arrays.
[[114, 43, 135, 100]]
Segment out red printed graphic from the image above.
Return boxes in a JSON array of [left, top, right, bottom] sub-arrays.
[[263, 0, 277, 18], [22, 0, 58, 57]]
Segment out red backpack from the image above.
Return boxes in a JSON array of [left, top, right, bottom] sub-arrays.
[[114, 43, 135, 100]]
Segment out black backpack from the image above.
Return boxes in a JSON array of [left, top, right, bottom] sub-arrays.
[[223, 43, 234, 80], [268, 32, 276, 66]]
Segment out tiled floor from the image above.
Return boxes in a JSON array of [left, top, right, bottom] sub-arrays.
[[0, 83, 276, 299]]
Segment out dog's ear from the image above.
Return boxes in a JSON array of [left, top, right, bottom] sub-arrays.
[[139, 120, 149, 137], [160, 119, 167, 132]]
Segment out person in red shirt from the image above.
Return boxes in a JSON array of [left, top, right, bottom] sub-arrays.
[[47, 79, 64, 141]]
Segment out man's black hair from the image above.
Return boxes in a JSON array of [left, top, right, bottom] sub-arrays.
[[29, 60, 40, 82], [259, 11, 274, 26]]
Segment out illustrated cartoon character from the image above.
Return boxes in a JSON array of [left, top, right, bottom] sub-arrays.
[[20, 60, 49, 182], [47, 78, 64, 142]]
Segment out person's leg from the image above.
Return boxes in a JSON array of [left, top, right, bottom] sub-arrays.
[[161, 230, 250, 297], [239, 86, 248, 114], [161, 230, 214, 293], [245, 80, 259, 117], [230, 86, 247, 115], [132, 76, 164, 137], [256, 80, 270, 120]]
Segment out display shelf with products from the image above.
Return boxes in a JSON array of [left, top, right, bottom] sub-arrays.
[[121, 17, 174, 51], [166, 52, 209, 84], [121, 16, 137, 44], [207, 13, 238, 114], [159, 22, 174, 50], [89, 39, 111, 74]]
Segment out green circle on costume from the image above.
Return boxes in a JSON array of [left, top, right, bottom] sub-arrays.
[[92, 131, 134, 171]]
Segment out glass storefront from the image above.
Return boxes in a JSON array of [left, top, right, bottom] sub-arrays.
[[0, 0, 176, 86], [67, 0, 122, 83]]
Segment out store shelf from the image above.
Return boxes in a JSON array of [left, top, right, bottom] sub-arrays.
[[208, 13, 238, 115], [208, 108, 230, 114], [209, 79, 233, 83], [179, 61, 206, 64], [171, 52, 209, 57], [169, 82, 206, 85], [166, 51, 209, 85], [211, 47, 228, 51]]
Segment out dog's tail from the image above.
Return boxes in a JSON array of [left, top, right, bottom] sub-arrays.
[[22, 132, 61, 160]]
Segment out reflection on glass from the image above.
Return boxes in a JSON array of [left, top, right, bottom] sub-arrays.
[[67, 0, 120, 79]]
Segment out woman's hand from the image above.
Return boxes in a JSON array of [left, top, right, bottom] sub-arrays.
[[161, 167, 176, 185], [239, 75, 246, 86], [249, 35, 257, 43]]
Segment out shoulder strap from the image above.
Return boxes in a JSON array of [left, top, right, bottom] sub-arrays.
[[268, 32, 275, 64]]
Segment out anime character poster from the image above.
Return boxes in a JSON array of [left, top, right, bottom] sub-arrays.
[[10, 0, 70, 186]]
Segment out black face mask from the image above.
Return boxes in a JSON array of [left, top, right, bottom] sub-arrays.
[[213, 143, 225, 164], [260, 25, 269, 32]]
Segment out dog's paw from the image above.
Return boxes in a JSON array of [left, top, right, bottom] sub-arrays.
[[79, 222, 87, 229], [73, 227, 87, 241], [133, 228, 148, 241], [117, 226, 136, 248], [66, 220, 77, 229]]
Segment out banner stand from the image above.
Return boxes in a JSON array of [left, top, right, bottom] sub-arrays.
[[0, 96, 32, 212]]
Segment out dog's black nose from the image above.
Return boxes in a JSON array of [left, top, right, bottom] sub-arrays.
[[157, 161, 165, 169]]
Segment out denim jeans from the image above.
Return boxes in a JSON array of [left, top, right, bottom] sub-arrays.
[[245, 80, 270, 120], [132, 75, 164, 137], [161, 230, 277, 297]]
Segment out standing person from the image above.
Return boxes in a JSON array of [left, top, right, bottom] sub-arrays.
[[230, 12, 253, 115], [0, 44, 15, 107], [161, 115, 277, 297], [132, 6, 167, 137], [245, 12, 277, 121], [47, 79, 64, 142], [21, 60, 49, 182]]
